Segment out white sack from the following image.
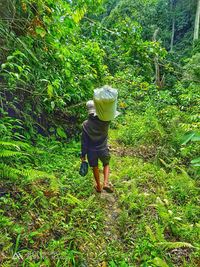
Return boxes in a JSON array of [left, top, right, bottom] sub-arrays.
[[94, 85, 118, 121]]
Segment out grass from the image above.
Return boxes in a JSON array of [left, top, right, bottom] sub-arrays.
[[0, 129, 199, 266]]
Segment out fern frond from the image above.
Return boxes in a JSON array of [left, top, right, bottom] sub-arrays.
[[22, 169, 54, 180], [0, 164, 58, 191], [146, 225, 156, 242], [21, 169, 59, 192], [0, 163, 21, 179], [13, 141, 31, 149], [66, 193, 82, 205], [0, 150, 24, 158], [0, 140, 30, 150], [157, 241, 195, 250], [0, 141, 21, 150]]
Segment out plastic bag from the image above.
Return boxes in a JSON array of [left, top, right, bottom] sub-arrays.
[[94, 85, 118, 121]]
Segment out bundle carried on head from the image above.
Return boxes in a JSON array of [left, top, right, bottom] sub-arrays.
[[93, 85, 119, 121]]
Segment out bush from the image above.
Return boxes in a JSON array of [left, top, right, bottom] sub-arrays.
[[117, 107, 165, 147]]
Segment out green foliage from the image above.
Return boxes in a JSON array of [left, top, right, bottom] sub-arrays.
[[0, 0, 107, 132], [109, 155, 199, 266], [0, 164, 20, 180], [168, 173, 197, 204], [117, 107, 165, 148], [0, 0, 200, 266], [0, 112, 25, 140], [183, 53, 200, 83], [0, 140, 58, 193], [152, 257, 169, 267], [0, 138, 105, 266]]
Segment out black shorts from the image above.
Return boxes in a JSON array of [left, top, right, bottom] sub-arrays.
[[87, 149, 111, 167]]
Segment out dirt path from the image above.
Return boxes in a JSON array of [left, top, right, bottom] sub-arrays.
[[100, 190, 121, 242], [90, 190, 123, 267]]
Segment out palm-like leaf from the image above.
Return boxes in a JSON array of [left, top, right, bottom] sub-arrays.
[[0, 150, 24, 158], [0, 139, 58, 191], [0, 163, 21, 180], [157, 241, 195, 250]]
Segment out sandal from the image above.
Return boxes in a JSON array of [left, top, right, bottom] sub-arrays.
[[103, 183, 114, 193], [94, 185, 101, 193]]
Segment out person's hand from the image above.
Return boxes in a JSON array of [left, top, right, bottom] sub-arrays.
[[81, 157, 86, 162]]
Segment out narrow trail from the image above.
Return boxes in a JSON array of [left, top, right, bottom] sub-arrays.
[[100, 190, 121, 242], [83, 187, 123, 267], [96, 189, 123, 267], [91, 140, 128, 266], [84, 139, 134, 266], [81, 141, 126, 267]]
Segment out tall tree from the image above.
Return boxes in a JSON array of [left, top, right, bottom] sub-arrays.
[[170, 0, 176, 51], [194, 0, 200, 40]]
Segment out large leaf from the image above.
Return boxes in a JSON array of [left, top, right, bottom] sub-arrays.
[[56, 127, 67, 138], [191, 157, 200, 166], [152, 257, 169, 267], [191, 157, 200, 164], [47, 84, 53, 98], [181, 132, 195, 145], [191, 133, 200, 142]]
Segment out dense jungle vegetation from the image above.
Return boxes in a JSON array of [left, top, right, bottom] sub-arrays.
[[0, 0, 200, 266]]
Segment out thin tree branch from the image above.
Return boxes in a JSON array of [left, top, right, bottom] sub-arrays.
[[83, 17, 117, 35]]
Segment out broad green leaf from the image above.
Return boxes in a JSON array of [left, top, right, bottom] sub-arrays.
[[13, 50, 27, 58], [152, 257, 169, 267], [191, 133, 200, 142], [1, 63, 6, 69], [65, 69, 71, 78], [51, 101, 55, 110], [191, 157, 200, 164], [36, 26, 46, 38], [191, 157, 200, 166], [7, 55, 14, 61], [181, 132, 195, 145], [47, 84, 53, 98], [56, 127, 67, 138]]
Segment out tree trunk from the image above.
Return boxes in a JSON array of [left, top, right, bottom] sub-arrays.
[[194, 0, 200, 41], [153, 29, 163, 88], [170, 0, 176, 52], [170, 17, 175, 51]]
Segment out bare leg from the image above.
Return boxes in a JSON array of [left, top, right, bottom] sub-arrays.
[[103, 164, 109, 187], [92, 167, 101, 192]]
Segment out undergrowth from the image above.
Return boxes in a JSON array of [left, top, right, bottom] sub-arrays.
[[0, 137, 104, 266], [0, 131, 199, 266]]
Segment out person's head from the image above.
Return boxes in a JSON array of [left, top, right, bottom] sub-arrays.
[[86, 100, 96, 115]]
